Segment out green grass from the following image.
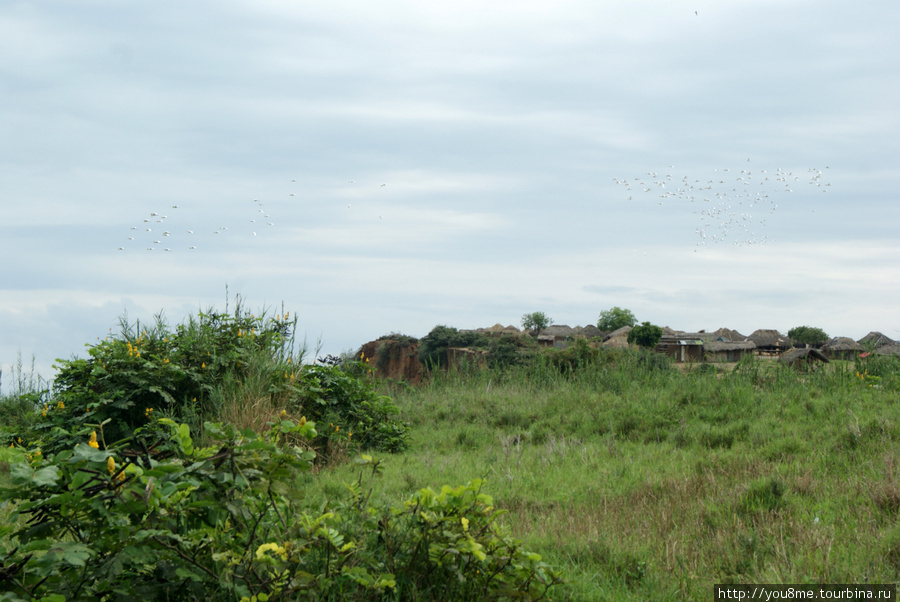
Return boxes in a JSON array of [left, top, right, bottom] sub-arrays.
[[301, 354, 900, 600], [4, 340, 899, 600]]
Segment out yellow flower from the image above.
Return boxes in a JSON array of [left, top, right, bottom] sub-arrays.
[[145, 407, 154, 418], [89, 431, 100, 449], [238, 330, 243, 337], [57, 401, 65, 411], [299, 416, 306, 427], [42, 405, 48, 417], [18, 437, 22, 444], [285, 312, 289, 319], [256, 542, 288, 561], [280, 409, 287, 419], [201, 362, 206, 369], [107, 456, 116, 475], [163, 358, 169, 364]]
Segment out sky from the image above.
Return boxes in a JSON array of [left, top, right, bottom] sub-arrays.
[[2, 0, 898, 391]]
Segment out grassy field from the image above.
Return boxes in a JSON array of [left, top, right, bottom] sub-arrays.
[[3, 344, 899, 600], [302, 353, 900, 599]]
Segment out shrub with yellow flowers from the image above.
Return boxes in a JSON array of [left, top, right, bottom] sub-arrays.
[[0, 419, 561, 601]]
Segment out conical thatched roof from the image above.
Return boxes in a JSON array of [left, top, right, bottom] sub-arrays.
[[580, 325, 604, 339], [602, 334, 632, 349], [780, 348, 829, 364], [748, 329, 792, 349], [605, 325, 633, 341], [712, 327, 747, 342], [858, 331, 895, 348], [543, 325, 576, 337], [823, 337, 863, 352]]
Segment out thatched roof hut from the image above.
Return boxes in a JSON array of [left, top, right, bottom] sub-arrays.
[[604, 325, 633, 341], [779, 348, 829, 370], [712, 327, 747, 343], [542, 325, 576, 338], [580, 325, 605, 339], [876, 344, 900, 357], [858, 332, 895, 349], [747, 329, 792, 353], [822, 337, 864, 360], [705, 340, 757, 363]]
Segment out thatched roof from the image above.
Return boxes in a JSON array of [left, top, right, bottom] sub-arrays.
[[580, 325, 604, 339], [543, 325, 576, 337], [858, 331, 895, 348], [823, 337, 863, 352], [748, 329, 792, 349], [876, 344, 900, 357], [779, 348, 829, 364], [602, 334, 632, 349], [605, 325, 633, 341], [705, 341, 756, 352], [712, 327, 747, 342]]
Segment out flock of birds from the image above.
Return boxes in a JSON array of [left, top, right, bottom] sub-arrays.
[[116, 160, 832, 253], [116, 178, 389, 253], [116, 195, 277, 253], [613, 159, 831, 248]]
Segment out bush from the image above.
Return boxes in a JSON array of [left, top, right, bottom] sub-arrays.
[[417, 326, 489, 370], [597, 307, 637, 332], [627, 322, 663, 349], [521, 312, 552, 336], [787, 326, 829, 347], [14, 303, 408, 457], [0, 421, 562, 601]]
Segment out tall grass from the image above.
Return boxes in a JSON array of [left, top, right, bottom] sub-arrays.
[[305, 350, 900, 600]]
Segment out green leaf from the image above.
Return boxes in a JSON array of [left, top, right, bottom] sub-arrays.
[[32, 465, 61, 487]]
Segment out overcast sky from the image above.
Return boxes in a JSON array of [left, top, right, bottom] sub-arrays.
[[2, 0, 898, 390]]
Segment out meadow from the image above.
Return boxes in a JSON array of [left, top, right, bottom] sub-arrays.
[[310, 350, 900, 599], [2, 311, 899, 600]]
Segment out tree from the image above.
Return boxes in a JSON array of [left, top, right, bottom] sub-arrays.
[[627, 321, 663, 349], [597, 307, 637, 332], [521, 311, 552, 336], [787, 325, 829, 347]]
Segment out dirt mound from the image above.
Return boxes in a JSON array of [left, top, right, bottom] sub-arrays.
[[358, 339, 423, 384]]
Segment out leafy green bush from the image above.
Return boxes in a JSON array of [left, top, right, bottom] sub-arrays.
[[0, 420, 561, 601], [787, 325, 829, 347], [627, 321, 663, 349], [597, 307, 637, 332], [521, 311, 552, 336], [295, 364, 409, 453], [14, 303, 407, 457], [417, 326, 490, 370]]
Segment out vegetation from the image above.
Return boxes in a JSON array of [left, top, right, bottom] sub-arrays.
[[788, 325, 829, 347], [521, 312, 552, 336], [5, 306, 900, 600], [627, 321, 663, 349], [597, 307, 637, 332], [0, 306, 558, 601], [416, 325, 490, 369]]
